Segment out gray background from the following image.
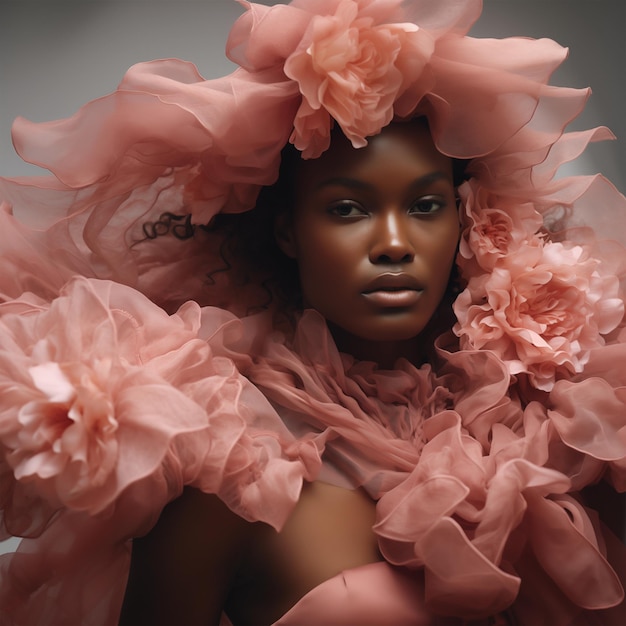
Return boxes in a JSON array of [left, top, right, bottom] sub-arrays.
[[0, 0, 624, 554], [1, 0, 625, 192]]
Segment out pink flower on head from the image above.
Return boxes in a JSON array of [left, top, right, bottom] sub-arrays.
[[285, 0, 434, 158], [0, 278, 225, 529], [458, 179, 545, 275], [454, 242, 624, 391]]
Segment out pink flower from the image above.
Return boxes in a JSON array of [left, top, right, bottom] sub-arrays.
[[284, 0, 434, 157], [0, 277, 223, 524], [454, 242, 624, 391], [458, 179, 545, 275], [10, 360, 118, 490]]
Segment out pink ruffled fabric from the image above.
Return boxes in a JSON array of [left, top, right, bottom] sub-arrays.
[[0, 278, 219, 531], [0, 280, 320, 625], [0, 1, 625, 624], [0, 300, 624, 623], [0, 0, 615, 320], [205, 309, 626, 621], [454, 126, 626, 391]]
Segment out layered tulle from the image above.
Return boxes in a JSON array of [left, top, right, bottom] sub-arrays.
[[454, 126, 626, 392], [0, 280, 320, 624], [0, 299, 625, 622], [0, 279, 217, 531], [0, 0, 625, 624], [205, 309, 626, 621], [2, 0, 616, 316]]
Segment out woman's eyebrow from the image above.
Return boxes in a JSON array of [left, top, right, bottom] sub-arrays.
[[315, 171, 451, 191]]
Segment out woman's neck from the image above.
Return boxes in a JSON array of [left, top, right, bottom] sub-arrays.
[[327, 323, 426, 369]]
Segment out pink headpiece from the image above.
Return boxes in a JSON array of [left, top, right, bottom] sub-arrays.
[[5, 0, 612, 220], [3, 0, 624, 388]]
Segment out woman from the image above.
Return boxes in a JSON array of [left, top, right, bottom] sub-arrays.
[[121, 117, 464, 624], [0, 1, 625, 624]]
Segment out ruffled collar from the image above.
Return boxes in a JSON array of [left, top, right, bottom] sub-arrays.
[[208, 308, 625, 620]]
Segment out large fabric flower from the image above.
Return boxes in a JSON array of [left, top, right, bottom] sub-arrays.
[[284, 0, 435, 157], [457, 179, 545, 275], [454, 241, 624, 391], [0, 277, 234, 535]]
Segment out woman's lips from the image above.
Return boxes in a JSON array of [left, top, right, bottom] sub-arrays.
[[361, 273, 424, 307], [362, 288, 423, 307]]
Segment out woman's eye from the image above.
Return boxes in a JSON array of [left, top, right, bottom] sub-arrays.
[[409, 197, 445, 214], [328, 202, 366, 217]]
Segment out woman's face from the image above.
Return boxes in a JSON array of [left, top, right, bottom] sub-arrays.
[[277, 120, 460, 359]]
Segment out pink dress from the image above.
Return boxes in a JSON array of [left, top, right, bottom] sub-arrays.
[[272, 562, 446, 625], [1, 285, 624, 625]]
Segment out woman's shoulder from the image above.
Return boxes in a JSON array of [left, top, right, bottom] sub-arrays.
[[120, 488, 256, 625]]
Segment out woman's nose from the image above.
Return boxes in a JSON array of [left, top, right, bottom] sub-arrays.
[[369, 211, 415, 264]]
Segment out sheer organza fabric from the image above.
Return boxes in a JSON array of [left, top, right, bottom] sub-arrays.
[[2, 298, 625, 623], [1, 0, 626, 624]]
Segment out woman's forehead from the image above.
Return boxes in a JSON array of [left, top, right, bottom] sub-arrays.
[[295, 120, 453, 186]]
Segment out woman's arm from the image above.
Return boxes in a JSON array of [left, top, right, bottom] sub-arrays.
[[119, 487, 251, 626]]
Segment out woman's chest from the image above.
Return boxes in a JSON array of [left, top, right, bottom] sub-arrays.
[[226, 481, 382, 625]]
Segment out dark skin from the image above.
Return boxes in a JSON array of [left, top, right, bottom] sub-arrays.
[[121, 121, 459, 625], [120, 486, 626, 625], [119, 121, 626, 625], [120, 483, 380, 625], [276, 121, 460, 367]]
